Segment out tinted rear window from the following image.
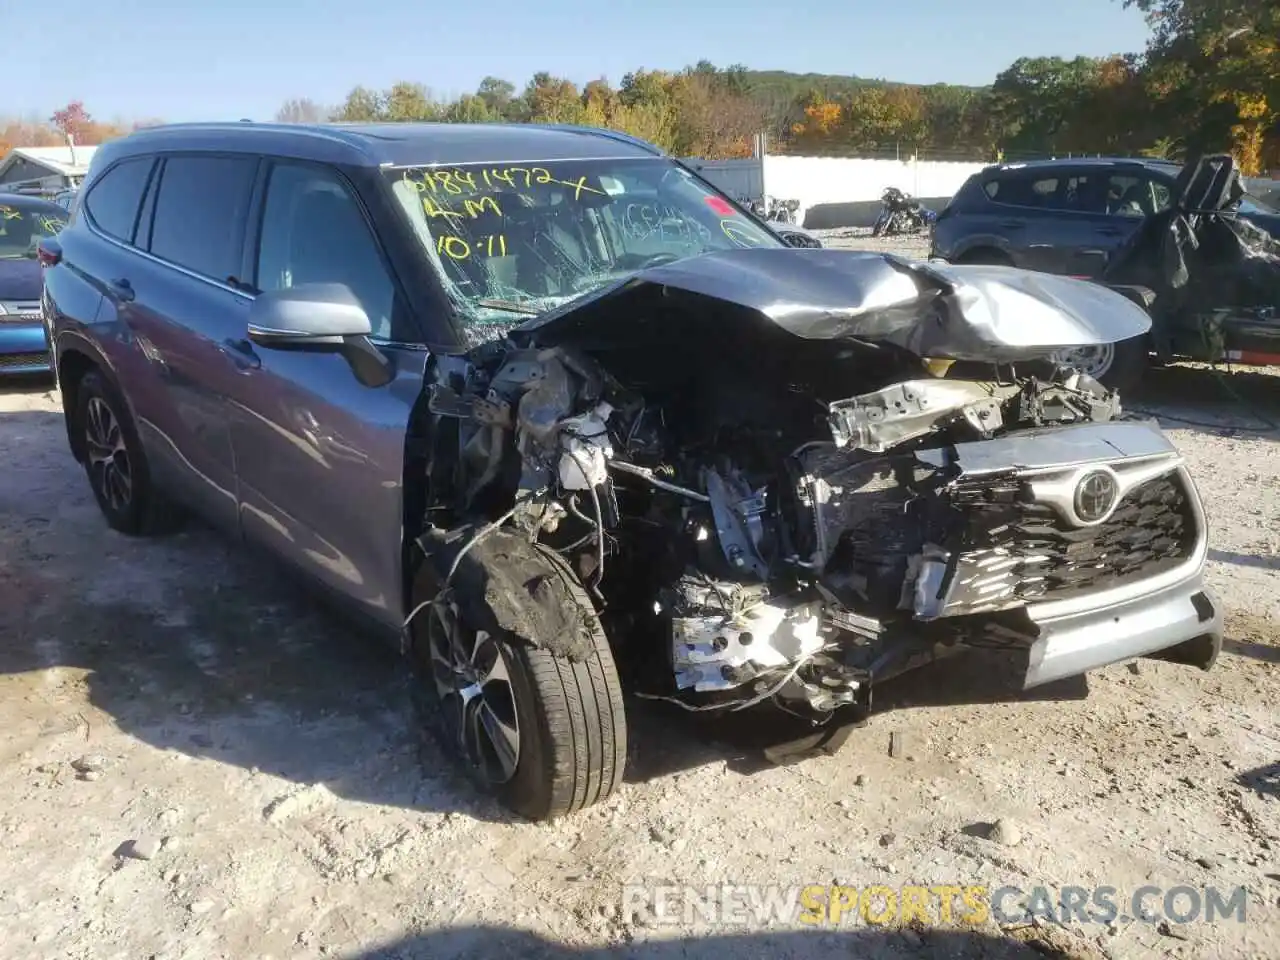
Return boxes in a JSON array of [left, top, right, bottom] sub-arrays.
[[84, 158, 153, 242], [985, 172, 1103, 212], [148, 156, 257, 282], [985, 174, 1061, 207]]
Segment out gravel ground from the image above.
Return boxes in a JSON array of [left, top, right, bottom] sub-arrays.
[[2, 232, 1279, 960]]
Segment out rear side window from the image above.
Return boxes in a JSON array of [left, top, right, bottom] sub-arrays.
[[985, 172, 1101, 212], [83, 158, 153, 242], [148, 155, 257, 283], [985, 175, 1059, 207]]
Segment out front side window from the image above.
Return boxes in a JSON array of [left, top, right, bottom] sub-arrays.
[[1104, 174, 1168, 217], [83, 157, 152, 243], [385, 158, 781, 334], [1151, 180, 1174, 213], [0, 201, 67, 260], [148, 155, 257, 283], [255, 163, 397, 340]]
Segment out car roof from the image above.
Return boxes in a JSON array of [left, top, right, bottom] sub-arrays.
[[982, 156, 1181, 176], [0, 192, 69, 214], [89, 121, 668, 173]]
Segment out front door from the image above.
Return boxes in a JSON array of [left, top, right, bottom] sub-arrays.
[[1095, 170, 1175, 270], [223, 160, 424, 630]]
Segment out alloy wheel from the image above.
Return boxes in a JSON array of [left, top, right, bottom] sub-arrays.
[[426, 599, 521, 784], [84, 396, 133, 512]]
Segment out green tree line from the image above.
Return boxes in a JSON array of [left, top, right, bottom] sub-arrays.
[[274, 0, 1277, 173]]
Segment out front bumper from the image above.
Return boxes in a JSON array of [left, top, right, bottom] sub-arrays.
[[0, 321, 52, 374], [1023, 571, 1222, 688]]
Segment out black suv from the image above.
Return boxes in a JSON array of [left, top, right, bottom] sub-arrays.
[[931, 157, 1279, 276]]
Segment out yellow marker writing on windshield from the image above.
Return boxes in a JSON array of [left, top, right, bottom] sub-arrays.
[[720, 219, 764, 247], [436, 234, 507, 261]]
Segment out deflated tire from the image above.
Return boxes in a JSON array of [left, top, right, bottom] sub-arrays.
[[408, 528, 627, 821]]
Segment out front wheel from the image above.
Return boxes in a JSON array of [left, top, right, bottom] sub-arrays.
[[409, 528, 627, 821], [1053, 335, 1150, 393]]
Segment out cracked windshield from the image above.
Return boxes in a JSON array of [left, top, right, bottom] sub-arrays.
[[388, 159, 781, 332], [0, 204, 66, 259]]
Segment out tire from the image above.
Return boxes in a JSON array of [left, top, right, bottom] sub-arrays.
[[75, 369, 182, 536], [1054, 335, 1150, 393], [956, 248, 1014, 266], [408, 527, 627, 821]]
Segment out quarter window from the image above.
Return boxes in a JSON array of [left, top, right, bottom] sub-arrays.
[[148, 156, 257, 283], [255, 163, 396, 339], [83, 158, 153, 243]]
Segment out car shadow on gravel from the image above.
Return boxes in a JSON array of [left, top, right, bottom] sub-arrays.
[[345, 924, 1100, 960], [1209, 547, 1280, 572], [1235, 762, 1280, 800], [1127, 365, 1280, 442], [624, 650, 1088, 783]]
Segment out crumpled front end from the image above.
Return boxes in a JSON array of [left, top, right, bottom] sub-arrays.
[[416, 251, 1219, 724]]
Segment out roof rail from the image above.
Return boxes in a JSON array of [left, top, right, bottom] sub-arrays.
[[533, 124, 666, 157]]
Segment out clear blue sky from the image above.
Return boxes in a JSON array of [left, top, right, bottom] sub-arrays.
[[18, 0, 1153, 123]]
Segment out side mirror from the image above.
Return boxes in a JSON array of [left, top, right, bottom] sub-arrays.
[[247, 283, 373, 348]]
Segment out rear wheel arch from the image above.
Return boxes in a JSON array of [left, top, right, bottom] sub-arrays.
[[72, 366, 182, 535], [57, 346, 103, 463]]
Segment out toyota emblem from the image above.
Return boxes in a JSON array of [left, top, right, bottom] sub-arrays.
[[1074, 470, 1119, 524]]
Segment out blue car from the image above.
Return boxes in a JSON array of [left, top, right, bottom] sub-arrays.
[[0, 193, 68, 375]]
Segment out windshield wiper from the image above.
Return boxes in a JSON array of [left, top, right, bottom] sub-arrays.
[[475, 298, 542, 316]]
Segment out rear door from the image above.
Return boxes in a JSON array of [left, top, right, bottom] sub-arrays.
[[223, 159, 425, 630], [988, 169, 1113, 276], [129, 152, 260, 532], [66, 157, 177, 473]]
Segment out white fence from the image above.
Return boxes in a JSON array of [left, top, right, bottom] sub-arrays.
[[681, 157, 765, 204], [686, 154, 988, 229]]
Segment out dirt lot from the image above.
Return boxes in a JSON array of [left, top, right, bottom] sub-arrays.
[[2, 231, 1279, 960]]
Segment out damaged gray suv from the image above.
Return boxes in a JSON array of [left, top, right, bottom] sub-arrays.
[[40, 122, 1223, 821]]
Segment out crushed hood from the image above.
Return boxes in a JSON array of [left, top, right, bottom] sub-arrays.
[[514, 249, 1150, 363]]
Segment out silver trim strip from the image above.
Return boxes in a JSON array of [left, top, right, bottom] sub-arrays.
[[84, 220, 253, 301], [83, 221, 410, 351], [1026, 464, 1208, 621], [1026, 456, 1182, 528]]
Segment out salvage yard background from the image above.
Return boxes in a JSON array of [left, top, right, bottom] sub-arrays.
[[2, 230, 1279, 960]]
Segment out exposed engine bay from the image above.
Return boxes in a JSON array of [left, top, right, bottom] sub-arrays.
[[416, 250, 1194, 724]]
